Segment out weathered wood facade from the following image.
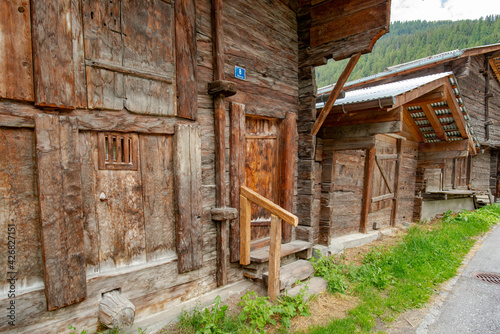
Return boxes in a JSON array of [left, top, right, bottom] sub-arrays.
[[0, 0, 391, 332]]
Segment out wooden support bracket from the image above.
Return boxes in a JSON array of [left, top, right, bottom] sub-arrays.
[[211, 207, 238, 221], [208, 80, 237, 97]]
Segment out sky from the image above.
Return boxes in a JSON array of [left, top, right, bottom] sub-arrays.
[[391, 0, 500, 22]]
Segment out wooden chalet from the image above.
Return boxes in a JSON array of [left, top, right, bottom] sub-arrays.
[[0, 0, 391, 332], [315, 44, 500, 234]]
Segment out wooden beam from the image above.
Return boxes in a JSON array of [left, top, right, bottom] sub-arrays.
[[360, 147, 375, 233], [376, 153, 398, 160], [280, 113, 297, 243], [322, 105, 401, 128], [322, 121, 402, 139], [403, 88, 445, 108], [421, 103, 447, 141], [240, 186, 298, 227], [391, 139, 403, 226], [421, 150, 468, 162], [321, 96, 395, 114], [419, 139, 469, 153], [175, 0, 198, 119], [395, 77, 450, 107], [268, 215, 282, 302], [403, 108, 425, 142], [323, 136, 375, 151], [312, 52, 361, 135], [372, 193, 394, 203], [229, 102, 245, 262], [445, 85, 468, 139]]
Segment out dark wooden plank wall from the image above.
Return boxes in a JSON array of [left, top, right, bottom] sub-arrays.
[[397, 140, 419, 224], [470, 152, 491, 190]]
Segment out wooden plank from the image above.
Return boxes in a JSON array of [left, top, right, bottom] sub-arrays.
[[322, 105, 401, 128], [230, 102, 245, 262], [239, 195, 251, 265], [240, 186, 298, 227], [174, 124, 203, 273], [390, 139, 403, 226], [377, 153, 398, 160], [176, 0, 197, 119], [281, 113, 297, 243], [85, 60, 173, 84], [360, 147, 375, 233], [403, 108, 425, 142], [0, 128, 44, 292], [35, 115, 86, 310], [371, 193, 394, 203], [421, 150, 469, 162], [404, 89, 445, 108], [140, 135, 176, 262], [0, 0, 34, 101], [31, 0, 86, 108], [445, 85, 468, 139], [268, 215, 282, 302], [312, 52, 361, 135], [323, 136, 375, 151]]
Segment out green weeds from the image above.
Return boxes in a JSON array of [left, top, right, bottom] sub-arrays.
[[309, 205, 500, 333]]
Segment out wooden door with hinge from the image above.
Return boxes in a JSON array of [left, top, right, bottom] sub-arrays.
[[244, 115, 281, 250]]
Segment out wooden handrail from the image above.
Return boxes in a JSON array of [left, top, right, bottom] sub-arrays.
[[239, 185, 299, 301], [239, 186, 298, 227]]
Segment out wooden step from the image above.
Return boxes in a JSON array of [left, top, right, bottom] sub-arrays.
[[250, 240, 312, 263], [262, 260, 314, 290]]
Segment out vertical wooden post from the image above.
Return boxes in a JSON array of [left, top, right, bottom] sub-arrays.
[[212, 0, 228, 286], [391, 139, 403, 226], [280, 112, 297, 243], [230, 103, 245, 262], [268, 215, 282, 302], [360, 147, 375, 233], [239, 195, 251, 265]]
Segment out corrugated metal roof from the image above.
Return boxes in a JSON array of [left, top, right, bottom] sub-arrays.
[[316, 72, 452, 109]]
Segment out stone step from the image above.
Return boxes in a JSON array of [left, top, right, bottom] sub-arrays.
[[262, 259, 314, 290], [285, 276, 327, 299], [250, 240, 312, 263]]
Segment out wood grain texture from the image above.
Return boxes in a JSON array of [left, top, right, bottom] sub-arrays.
[[35, 115, 86, 310], [0, 0, 34, 101], [360, 147, 375, 233], [31, 0, 86, 108], [176, 0, 198, 119], [280, 113, 298, 242], [239, 195, 251, 265], [230, 102, 246, 262], [268, 215, 282, 302], [0, 128, 43, 292], [174, 124, 203, 273]]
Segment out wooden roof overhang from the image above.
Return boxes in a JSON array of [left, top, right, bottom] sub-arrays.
[[317, 74, 478, 161], [489, 51, 500, 85]]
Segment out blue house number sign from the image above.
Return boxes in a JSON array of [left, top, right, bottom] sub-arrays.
[[235, 66, 246, 80]]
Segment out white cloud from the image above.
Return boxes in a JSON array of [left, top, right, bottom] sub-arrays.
[[391, 0, 500, 22]]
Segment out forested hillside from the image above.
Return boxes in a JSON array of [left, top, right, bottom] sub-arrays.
[[315, 15, 500, 88]]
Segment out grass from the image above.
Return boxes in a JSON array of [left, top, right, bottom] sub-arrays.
[[308, 205, 500, 333]]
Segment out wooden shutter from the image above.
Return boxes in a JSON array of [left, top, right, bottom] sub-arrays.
[[174, 124, 203, 273], [35, 115, 86, 310]]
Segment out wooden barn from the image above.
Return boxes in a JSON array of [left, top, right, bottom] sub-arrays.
[[315, 43, 500, 237], [0, 0, 391, 332]]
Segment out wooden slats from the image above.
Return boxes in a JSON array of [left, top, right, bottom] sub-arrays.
[[35, 114, 86, 310], [174, 124, 203, 273], [375, 156, 394, 193], [360, 147, 375, 233], [390, 139, 403, 226], [324, 136, 376, 151], [421, 104, 447, 141]]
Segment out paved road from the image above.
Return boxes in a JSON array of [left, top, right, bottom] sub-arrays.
[[417, 224, 500, 334]]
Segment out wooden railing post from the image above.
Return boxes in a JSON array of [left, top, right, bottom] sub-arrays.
[[239, 195, 251, 265], [268, 215, 282, 302]]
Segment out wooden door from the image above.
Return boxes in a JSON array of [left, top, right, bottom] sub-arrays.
[[244, 116, 280, 248]]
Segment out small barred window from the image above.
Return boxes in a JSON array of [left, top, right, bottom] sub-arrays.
[[98, 132, 138, 170]]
